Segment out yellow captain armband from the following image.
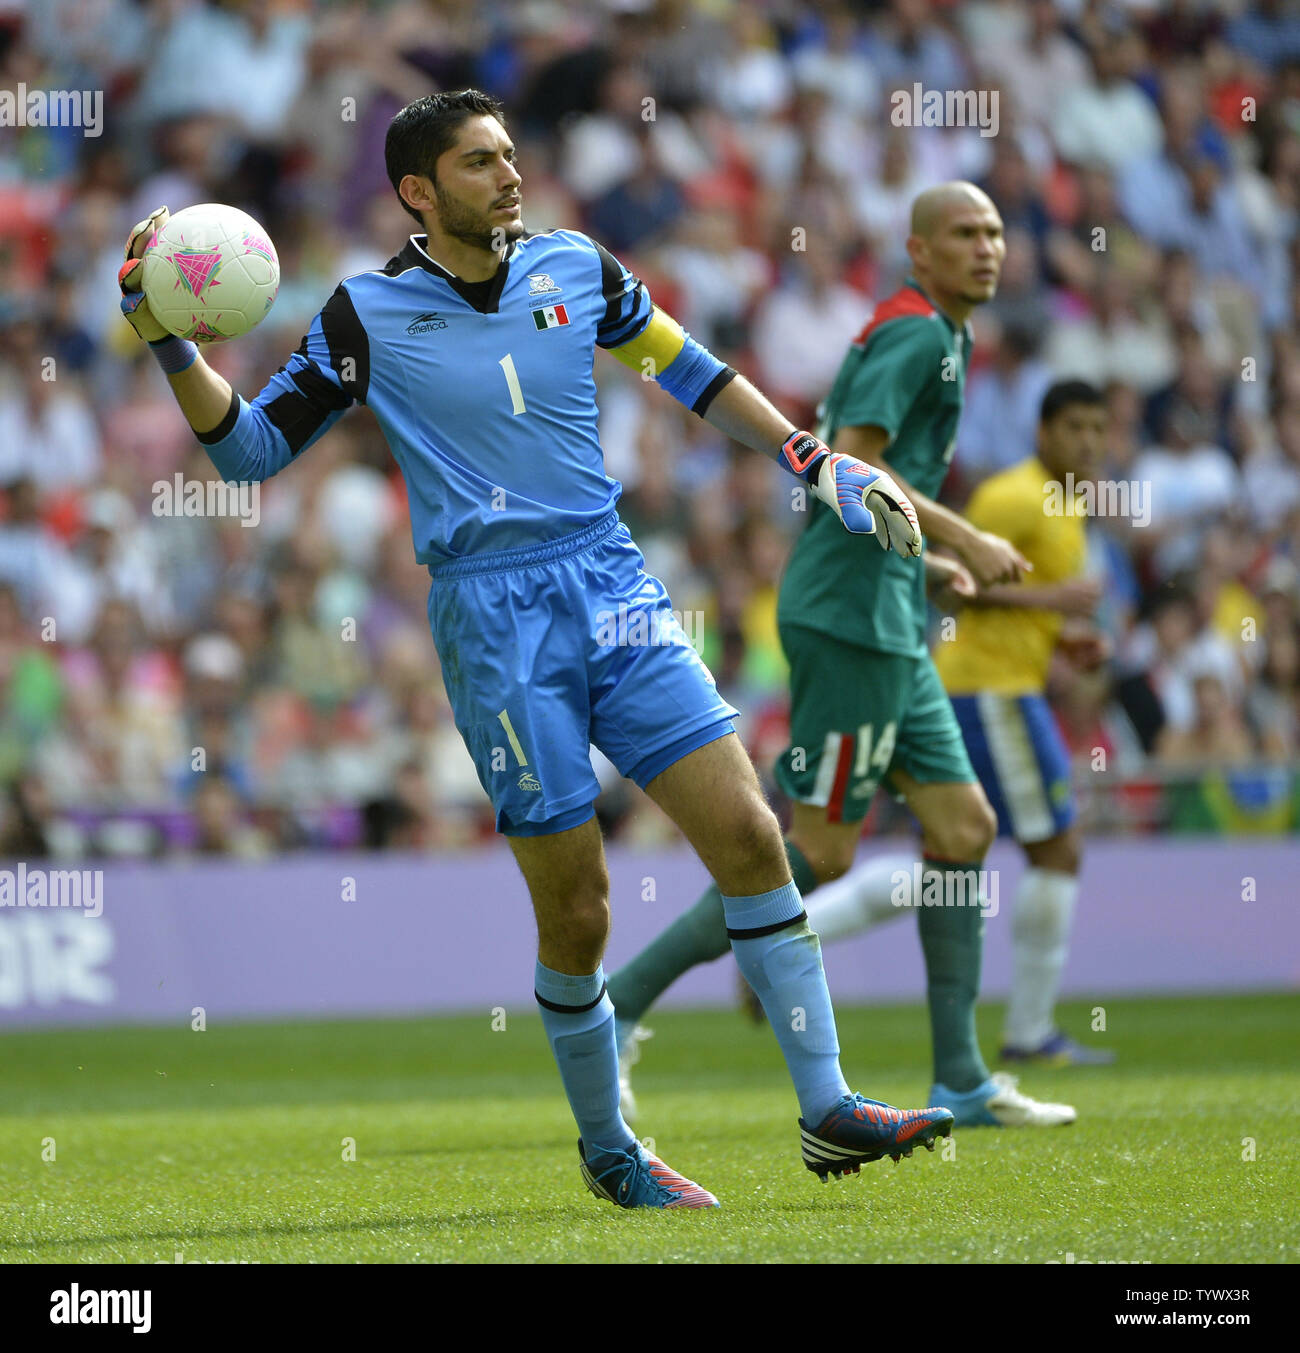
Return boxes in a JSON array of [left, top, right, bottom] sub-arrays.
[[607, 306, 687, 377]]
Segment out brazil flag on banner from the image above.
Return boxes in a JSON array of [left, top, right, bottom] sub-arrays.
[[1169, 767, 1300, 834]]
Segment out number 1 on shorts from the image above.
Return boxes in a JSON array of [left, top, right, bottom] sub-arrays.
[[497, 708, 529, 766]]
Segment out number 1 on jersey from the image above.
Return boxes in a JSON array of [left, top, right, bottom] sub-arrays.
[[499, 353, 526, 415]]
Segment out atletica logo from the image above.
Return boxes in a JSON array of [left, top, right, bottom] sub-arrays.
[[50, 1285, 151, 1333], [517, 772, 542, 792], [890, 83, 999, 138], [0, 865, 102, 919], [595, 604, 703, 650], [1044, 473, 1151, 527], [0, 84, 103, 137], [407, 311, 447, 334], [890, 864, 999, 918], [152, 473, 260, 527]]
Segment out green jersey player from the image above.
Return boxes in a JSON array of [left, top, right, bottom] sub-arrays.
[[610, 183, 1076, 1130]]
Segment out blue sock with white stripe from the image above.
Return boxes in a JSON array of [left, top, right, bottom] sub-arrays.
[[723, 882, 850, 1124], [535, 961, 636, 1157]]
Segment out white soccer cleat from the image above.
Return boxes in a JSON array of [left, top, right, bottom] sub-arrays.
[[982, 1072, 1077, 1126], [617, 1024, 653, 1124], [929, 1071, 1076, 1127]]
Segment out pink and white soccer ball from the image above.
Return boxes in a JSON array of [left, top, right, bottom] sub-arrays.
[[141, 203, 280, 342]]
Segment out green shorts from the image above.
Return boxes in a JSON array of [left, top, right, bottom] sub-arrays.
[[774, 623, 975, 824]]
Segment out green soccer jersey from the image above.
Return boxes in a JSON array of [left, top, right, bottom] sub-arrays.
[[777, 280, 972, 657]]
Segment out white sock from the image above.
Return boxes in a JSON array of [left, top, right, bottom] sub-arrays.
[[1003, 867, 1079, 1050], [805, 854, 916, 945]]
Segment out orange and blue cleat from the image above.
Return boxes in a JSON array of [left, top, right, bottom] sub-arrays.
[[799, 1093, 955, 1182], [579, 1138, 720, 1210]]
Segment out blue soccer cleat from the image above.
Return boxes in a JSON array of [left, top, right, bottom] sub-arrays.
[[930, 1072, 1076, 1127], [1000, 1030, 1116, 1067], [578, 1138, 720, 1210], [799, 1093, 954, 1182]]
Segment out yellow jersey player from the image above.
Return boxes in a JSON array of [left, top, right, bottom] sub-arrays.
[[934, 379, 1113, 1064]]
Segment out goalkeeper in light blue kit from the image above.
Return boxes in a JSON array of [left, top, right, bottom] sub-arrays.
[[118, 90, 953, 1207]]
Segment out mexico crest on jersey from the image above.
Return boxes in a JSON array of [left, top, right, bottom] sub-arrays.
[[532, 304, 570, 330], [527, 273, 560, 295]]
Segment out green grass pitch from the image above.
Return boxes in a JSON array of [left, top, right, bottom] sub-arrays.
[[1, 994, 1296, 1263]]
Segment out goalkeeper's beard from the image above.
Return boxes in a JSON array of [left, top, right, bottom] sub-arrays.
[[434, 180, 524, 251]]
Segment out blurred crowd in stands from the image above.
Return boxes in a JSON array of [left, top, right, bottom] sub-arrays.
[[2, 0, 1300, 855]]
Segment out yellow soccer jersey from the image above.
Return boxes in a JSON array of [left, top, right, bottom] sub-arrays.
[[934, 457, 1086, 696]]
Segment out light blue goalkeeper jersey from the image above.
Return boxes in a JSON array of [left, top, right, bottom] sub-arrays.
[[197, 228, 733, 565]]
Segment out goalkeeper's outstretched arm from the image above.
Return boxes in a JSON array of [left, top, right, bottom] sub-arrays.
[[700, 375, 919, 554], [607, 304, 921, 554], [830, 423, 1030, 586]]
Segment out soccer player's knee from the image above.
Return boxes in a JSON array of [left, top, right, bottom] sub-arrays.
[[967, 798, 998, 860], [977, 798, 998, 853], [558, 891, 610, 967], [724, 794, 786, 873], [1056, 837, 1081, 876], [537, 875, 610, 964], [571, 888, 611, 944], [1034, 830, 1080, 876], [816, 834, 859, 883], [787, 814, 857, 882], [1064, 835, 1081, 874], [933, 795, 996, 862]]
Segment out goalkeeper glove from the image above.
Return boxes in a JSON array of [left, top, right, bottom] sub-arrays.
[[781, 431, 922, 556], [117, 205, 171, 343]]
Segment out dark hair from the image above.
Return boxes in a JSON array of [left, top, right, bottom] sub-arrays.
[[1039, 379, 1104, 426], [384, 90, 507, 224]]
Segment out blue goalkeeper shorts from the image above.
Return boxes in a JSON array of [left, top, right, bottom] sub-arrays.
[[427, 510, 737, 836], [949, 692, 1076, 843]]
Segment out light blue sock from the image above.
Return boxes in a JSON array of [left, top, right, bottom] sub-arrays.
[[535, 961, 636, 1156], [723, 882, 850, 1124]]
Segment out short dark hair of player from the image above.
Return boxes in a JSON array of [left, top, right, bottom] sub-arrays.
[[1039, 379, 1104, 427], [385, 89, 508, 224]]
